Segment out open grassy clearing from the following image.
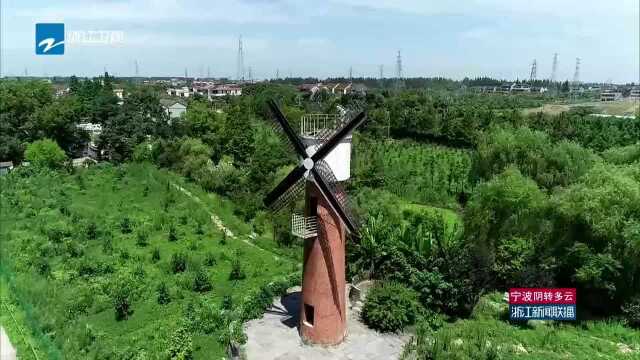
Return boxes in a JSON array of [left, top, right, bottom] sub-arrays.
[[404, 293, 640, 360], [523, 100, 639, 117], [0, 163, 296, 359]]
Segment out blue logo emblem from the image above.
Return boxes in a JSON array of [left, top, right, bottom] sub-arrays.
[[36, 23, 65, 55]]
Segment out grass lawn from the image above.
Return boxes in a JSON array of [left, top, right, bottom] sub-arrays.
[[401, 202, 462, 239], [0, 163, 296, 359]]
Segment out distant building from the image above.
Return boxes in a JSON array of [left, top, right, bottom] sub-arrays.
[[167, 86, 191, 98], [601, 90, 623, 102], [72, 157, 97, 168], [208, 85, 241, 97], [160, 99, 187, 119], [630, 88, 640, 100], [167, 84, 242, 100], [511, 84, 532, 93], [113, 88, 124, 99], [0, 161, 14, 176]]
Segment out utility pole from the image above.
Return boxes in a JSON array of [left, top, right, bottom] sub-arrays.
[[395, 50, 403, 91], [236, 35, 245, 82], [572, 57, 581, 85], [550, 53, 558, 82], [529, 59, 537, 82]]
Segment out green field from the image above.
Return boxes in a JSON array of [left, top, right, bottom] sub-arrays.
[[0, 163, 296, 359]]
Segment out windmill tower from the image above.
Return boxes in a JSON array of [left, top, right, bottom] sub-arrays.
[[264, 100, 366, 345]]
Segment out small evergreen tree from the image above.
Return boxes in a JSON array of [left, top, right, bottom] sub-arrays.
[[204, 252, 216, 267], [229, 253, 246, 281], [151, 247, 161, 263], [157, 281, 171, 305], [168, 223, 178, 242], [192, 268, 212, 293], [120, 216, 132, 234], [171, 252, 187, 273]]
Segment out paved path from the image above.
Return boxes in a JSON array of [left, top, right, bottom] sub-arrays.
[[244, 292, 408, 360]]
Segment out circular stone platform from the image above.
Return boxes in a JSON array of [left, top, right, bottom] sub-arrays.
[[244, 291, 409, 360]]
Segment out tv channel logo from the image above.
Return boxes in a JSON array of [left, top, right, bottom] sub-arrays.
[[36, 23, 65, 55]]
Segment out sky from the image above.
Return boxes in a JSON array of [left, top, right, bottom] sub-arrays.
[[1, 0, 639, 83]]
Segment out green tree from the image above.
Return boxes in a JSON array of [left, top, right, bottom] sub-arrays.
[[24, 139, 67, 169]]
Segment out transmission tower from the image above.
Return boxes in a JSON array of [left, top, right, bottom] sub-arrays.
[[379, 64, 384, 79], [572, 57, 581, 85], [184, 67, 188, 79], [134, 60, 139, 77], [529, 59, 537, 82], [247, 66, 253, 83], [236, 35, 245, 82], [276, 68, 279, 80], [395, 50, 403, 90], [24, 67, 28, 77], [550, 53, 558, 82], [349, 66, 353, 82], [207, 66, 210, 79]]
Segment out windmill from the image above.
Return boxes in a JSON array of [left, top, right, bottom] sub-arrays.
[[264, 100, 366, 345]]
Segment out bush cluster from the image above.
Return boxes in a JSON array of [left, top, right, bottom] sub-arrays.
[[361, 282, 421, 333]]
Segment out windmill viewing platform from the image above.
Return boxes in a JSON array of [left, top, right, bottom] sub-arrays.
[[299, 111, 353, 182], [291, 213, 318, 239]]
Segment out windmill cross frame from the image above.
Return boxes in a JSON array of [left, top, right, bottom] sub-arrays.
[[264, 99, 365, 234]]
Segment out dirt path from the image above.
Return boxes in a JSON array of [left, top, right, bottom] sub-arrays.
[[170, 183, 281, 260]]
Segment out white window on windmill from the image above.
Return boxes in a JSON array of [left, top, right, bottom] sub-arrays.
[[299, 106, 353, 182]]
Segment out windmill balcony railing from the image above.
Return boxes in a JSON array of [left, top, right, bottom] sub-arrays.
[[291, 213, 318, 239], [300, 114, 344, 137]]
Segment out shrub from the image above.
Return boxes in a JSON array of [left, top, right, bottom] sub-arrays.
[[192, 268, 212, 293], [151, 247, 161, 263], [222, 295, 233, 310], [194, 221, 205, 235], [112, 278, 133, 321], [168, 223, 178, 242], [361, 282, 421, 333], [229, 255, 246, 281], [157, 282, 171, 305], [167, 326, 193, 360], [204, 252, 216, 266], [622, 297, 640, 328], [86, 221, 98, 240], [171, 252, 188, 273], [136, 227, 149, 247], [120, 216, 132, 234], [102, 235, 113, 254]]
